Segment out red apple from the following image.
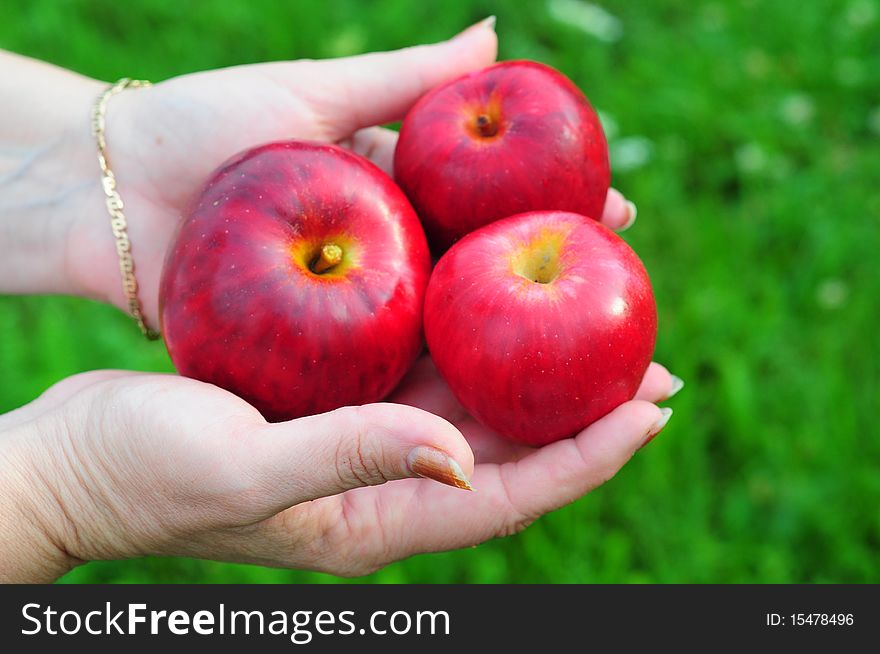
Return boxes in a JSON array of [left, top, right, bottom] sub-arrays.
[[424, 210, 656, 446], [160, 141, 431, 421], [394, 60, 610, 252]]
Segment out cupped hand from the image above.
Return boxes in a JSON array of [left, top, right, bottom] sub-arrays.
[[5, 182, 669, 581], [0, 351, 675, 583], [1, 21, 671, 583], [68, 20, 637, 327]]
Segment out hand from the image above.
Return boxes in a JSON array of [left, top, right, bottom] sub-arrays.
[[0, 22, 668, 583], [65, 19, 637, 327], [2, 162, 671, 582], [0, 351, 676, 583]]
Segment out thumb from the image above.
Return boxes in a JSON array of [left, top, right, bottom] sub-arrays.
[[243, 403, 475, 515], [302, 17, 497, 135]]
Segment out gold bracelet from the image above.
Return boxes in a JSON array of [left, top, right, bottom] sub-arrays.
[[90, 78, 160, 340]]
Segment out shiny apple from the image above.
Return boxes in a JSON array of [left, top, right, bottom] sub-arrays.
[[160, 141, 431, 421], [394, 60, 610, 252], [424, 210, 656, 445]]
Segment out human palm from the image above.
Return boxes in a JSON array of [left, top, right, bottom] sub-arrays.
[[72, 25, 494, 324]]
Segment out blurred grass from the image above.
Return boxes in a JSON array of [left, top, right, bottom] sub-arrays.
[[1, 0, 879, 583]]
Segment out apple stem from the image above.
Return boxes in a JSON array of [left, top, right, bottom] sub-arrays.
[[476, 114, 498, 137], [310, 243, 343, 274]]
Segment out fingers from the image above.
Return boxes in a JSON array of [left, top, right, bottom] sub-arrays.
[[226, 385, 679, 574], [388, 357, 682, 464], [635, 362, 684, 402], [600, 188, 637, 231], [239, 403, 475, 518], [337, 126, 398, 176], [496, 400, 670, 517], [304, 18, 497, 135], [374, 400, 672, 558]]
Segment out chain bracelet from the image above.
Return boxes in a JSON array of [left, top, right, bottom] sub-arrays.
[[91, 78, 159, 340]]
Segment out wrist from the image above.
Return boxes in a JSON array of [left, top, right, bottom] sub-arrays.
[[83, 80, 161, 338], [0, 421, 83, 583], [66, 77, 164, 328]]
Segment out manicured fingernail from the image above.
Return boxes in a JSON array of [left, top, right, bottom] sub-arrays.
[[639, 407, 672, 450], [620, 200, 638, 231], [407, 446, 474, 490], [455, 15, 496, 39], [666, 375, 685, 400]]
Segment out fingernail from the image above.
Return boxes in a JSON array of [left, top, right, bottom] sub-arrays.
[[666, 375, 685, 400], [620, 200, 638, 231], [639, 407, 673, 450], [407, 446, 474, 491], [455, 15, 497, 39]]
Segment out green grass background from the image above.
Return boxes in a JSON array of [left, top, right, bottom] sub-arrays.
[[1, 0, 878, 583]]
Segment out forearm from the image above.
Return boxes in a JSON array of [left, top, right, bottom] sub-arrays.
[[0, 50, 104, 297]]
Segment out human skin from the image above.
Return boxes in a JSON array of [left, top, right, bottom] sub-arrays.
[[0, 19, 679, 583]]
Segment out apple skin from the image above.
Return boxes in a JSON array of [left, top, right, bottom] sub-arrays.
[[394, 60, 610, 253], [424, 211, 656, 446], [160, 141, 431, 421]]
